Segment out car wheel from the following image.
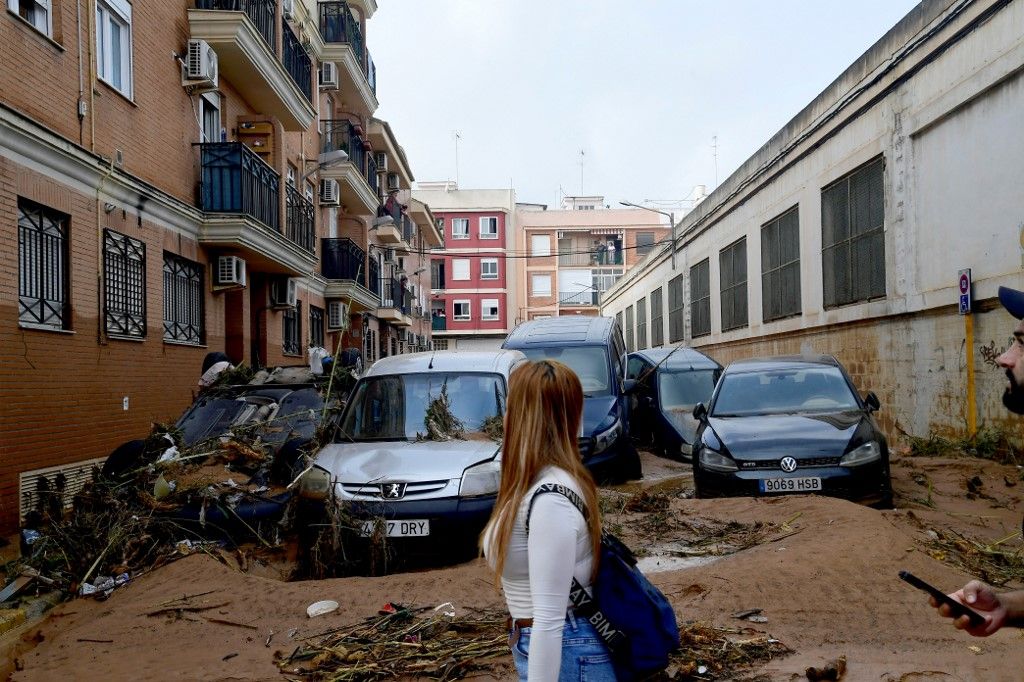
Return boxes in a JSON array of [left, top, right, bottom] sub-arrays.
[[101, 439, 148, 480], [273, 438, 310, 484]]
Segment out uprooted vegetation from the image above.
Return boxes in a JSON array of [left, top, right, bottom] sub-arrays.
[[922, 527, 1024, 587], [420, 383, 466, 441], [906, 426, 1022, 465]]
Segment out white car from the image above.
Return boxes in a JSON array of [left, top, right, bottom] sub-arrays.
[[299, 350, 526, 546]]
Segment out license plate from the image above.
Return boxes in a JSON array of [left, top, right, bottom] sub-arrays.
[[360, 519, 430, 537], [759, 477, 822, 494]]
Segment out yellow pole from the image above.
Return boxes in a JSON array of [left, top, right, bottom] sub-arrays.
[[965, 312, 977, 437]]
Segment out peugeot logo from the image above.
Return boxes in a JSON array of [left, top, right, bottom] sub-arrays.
[[779, 457, 798, 473], [381, 483, 407, 500]]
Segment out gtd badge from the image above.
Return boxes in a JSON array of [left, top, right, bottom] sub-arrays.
[[381, 482, 408, 499], [779, 457, 798, 473]]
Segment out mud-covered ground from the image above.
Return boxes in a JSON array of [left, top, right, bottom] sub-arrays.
[[3, 449, 1023, 681]]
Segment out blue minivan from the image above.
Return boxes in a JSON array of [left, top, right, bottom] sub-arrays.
[[502, 316, 642, 482]]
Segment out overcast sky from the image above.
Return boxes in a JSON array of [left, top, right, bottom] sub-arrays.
[[369, 0, 920, 209]]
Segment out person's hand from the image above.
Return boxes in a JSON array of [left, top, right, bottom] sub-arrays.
[[929, 580, 1008, 636]]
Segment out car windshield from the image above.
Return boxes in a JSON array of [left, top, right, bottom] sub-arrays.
[[711, 366, 860, 417], [517, 346, 611, 396], [177, 388, 324, 447], [658, 369, 720, 411], [340, 372, 506, 441]]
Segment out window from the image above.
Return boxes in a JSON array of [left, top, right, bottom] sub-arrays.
[[453, 300, 471, 321], [479, 216, 499, 239], [103, 229, 146, 338], [451, 218, 469, 240], [480, 258, 499, 280], [636, 297, 647, 350], [720, 238, 747, 331], [531, 274, 551, 297], [200, 92, 220, 143], [636, 232, 656, 258], [531, 234, 551, 256], [690, 259, 711, 338], [762, 206, 801, 322], [163, 252, 204, 344], [650, 287, 664, 347], [8, 0, 51, 36], [309, 305, 324, 348], [616, 311, 623, 332], [283, 302, 302, 355], [364, 327, 376, 363], [431, 259, 446, 289], [822, 157, 886, 307], [668, 274, 685, 342], [451, 258, 470, 281], [481, 298, 500, 321], [18, 198, 69, 330], [624, 305, 634, 353], [96, 0, 133, 97]]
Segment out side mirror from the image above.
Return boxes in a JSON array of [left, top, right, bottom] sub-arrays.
[[864, 392, 881, 412], [623, 378, 638, 395], [693, 402, 708, 422]]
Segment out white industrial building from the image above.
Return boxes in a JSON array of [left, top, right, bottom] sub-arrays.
[[601, 0, 1024, 441]]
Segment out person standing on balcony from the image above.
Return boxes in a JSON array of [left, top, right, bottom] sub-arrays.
[[595, 241, 607, 265]]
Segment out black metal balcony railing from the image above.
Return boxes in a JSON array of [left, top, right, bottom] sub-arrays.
[[319, 1, 376, 90], [559, 290, 600, 306], [432, 315, 446, 331], [282, 19, 313, 103], [366, 151, 379, 197], [322, 119, 366, 179], [380, 278, 407, 314], [321, 237, 365, 283], [366, 51, 376, 95], [196, 0, 275, 50], [367, 257, 380, 298], [401, 214, 414, 244], [200, 142, 279, 231], [285, 184, 315, 253]]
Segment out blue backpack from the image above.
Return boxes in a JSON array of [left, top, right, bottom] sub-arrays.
[[527, 483, 680, 681]]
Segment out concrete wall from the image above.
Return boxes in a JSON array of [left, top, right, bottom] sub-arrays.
[[601, 0, 1024, 443]]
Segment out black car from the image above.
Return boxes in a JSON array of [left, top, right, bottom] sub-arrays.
[[626, 348, 722, 460], [691, 355, 892, 508]]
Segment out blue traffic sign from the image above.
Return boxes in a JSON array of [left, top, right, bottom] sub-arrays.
[[959, 293, 971, 314]]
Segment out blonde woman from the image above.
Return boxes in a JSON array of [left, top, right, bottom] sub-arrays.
[[482, 360, 615, 681]]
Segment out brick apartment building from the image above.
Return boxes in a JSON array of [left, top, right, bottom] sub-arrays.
[[413, 183, 517, 351], [515, 196, 667, 327], [0, 0, 440, 533]]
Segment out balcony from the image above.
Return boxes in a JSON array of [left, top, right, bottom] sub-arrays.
[[285, 185, 315, 253], [559, 290, 600, 306], [314, 1, 379, 115], [321, 119, 379, 215], [432, 315, 447, 331], [198, 143, 315, 275], [321, 237, 380, 311], [189, 1, 316, 131], [374, 200, 411, 247], [378, 277, 412, 326], [282, 19, 313, 104]]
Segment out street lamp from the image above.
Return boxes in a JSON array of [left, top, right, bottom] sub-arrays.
[[619, 201, 676, 270]]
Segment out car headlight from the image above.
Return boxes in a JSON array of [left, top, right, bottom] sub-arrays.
[[592, 418, 623, 455], [680, 443, 693, 457], [459, 460, 501, 497], [699, 448, 738, 473], [840, 441, 881, 466], [298, 466, 333, 500]]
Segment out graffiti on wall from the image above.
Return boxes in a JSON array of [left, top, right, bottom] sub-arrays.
[[980, 338, 1013, 369]]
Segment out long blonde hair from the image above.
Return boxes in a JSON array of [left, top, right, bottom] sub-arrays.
[[483, 360, 602, 585]]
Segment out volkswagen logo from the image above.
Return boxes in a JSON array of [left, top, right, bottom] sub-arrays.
[[779, 457, 798, 473], [380, 482, 408, 500]]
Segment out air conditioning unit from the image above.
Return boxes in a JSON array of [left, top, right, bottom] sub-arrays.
[[320, 178, 340, 206], [382, 247, 396, 263], [319, 62, 338, 90], [183, 40, 218, 91], [386, 172, 400, 191], [375, 151, 388, 172], [215, 255, 246, 287], [327, 301, 349, 329], [270, 277, 298, 309], [282, 0, 294, 19]]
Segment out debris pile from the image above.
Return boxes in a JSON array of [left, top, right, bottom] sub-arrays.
[[662, 622, 792, 680], [923, 527, 1024, 587], [279, 603, 509, 681], [907, 427, 1021, 465], [422, 384, 465, 441]]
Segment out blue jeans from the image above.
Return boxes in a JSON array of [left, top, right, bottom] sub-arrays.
[[509, 612, 616, 681]]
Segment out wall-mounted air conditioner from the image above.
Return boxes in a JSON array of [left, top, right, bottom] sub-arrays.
[[270, 277, 298, 309], [383, 247, 396, 263], [327, 301, 349, 330], [319, 62, 338, 90], [320, 178, 340, 206], [215, 255, 247, 287], [386, 172, 400, 191], [182, 39, 218, 92]]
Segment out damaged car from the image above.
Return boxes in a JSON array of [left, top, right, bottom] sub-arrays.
[[297, 350, 526, 551]]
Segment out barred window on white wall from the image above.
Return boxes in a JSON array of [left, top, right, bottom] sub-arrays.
[[822, 157, 885, 308], [163, 253, 204, 344], [283, 301, 302, 356], [104, 229, 146, 338], [624, 304, 635, 353], [650, 287, 664, 347], [635, 297, 647, 350], [18, 198, 69, 330], [668, 273, 686, 342], [762, 207, 801, 322], [689, 260, 711, 338], [720, 238, 748, 332]]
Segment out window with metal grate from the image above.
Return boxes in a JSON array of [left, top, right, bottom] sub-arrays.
[[822, 157, 885, 308], [18, 198, 70, 330], [624, 305, 635, 353], [104, 229, 146, 338], [761, 206, 801, 322], [163, 252, 204, 344], [720, 238, 748, 331], [636, 296, 647, 350], [689, 260, 711, 338], [650, 287, 664, 347], [669, 274, 686, 342]]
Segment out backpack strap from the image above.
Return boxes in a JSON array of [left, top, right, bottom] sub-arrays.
[[525, 482, 588, 533]]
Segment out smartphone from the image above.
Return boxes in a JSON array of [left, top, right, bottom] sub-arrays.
[[899, 570, 986, 628]]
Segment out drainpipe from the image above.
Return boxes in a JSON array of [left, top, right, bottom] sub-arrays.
[[86, 0, 96, 151], [76, 0, 85, 145], [96, 157, 115, 343]]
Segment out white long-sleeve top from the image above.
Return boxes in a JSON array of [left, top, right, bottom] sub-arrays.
[[483, 467, 594, 681]]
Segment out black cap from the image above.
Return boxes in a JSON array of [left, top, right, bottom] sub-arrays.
[[998, 286, 1024, 320]]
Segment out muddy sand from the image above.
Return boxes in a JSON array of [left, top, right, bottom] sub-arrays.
[[4, 451, 1024, 681]]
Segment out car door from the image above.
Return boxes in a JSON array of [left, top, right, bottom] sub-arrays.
[[626, 356, 656, 445]]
